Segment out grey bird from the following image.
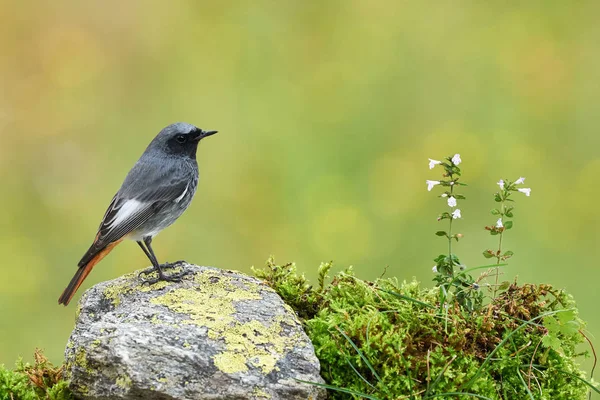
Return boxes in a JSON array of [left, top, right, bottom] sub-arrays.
[[58, 122, 217, 306]]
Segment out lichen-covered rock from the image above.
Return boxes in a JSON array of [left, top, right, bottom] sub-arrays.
[[64, 264, 326, 400]]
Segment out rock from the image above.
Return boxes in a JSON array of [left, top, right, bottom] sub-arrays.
[[64, 264, 326, 400]]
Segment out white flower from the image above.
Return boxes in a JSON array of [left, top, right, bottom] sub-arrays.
[[496, 218, 503, 228], [515, 177, 526, 185], [432, 265, 438, 273], [452, 209, 461, 219], [452, 154, 462, 165], [441, 193, 448, 197], [518, 188, 531, 196], [497, 179, 505, 190], [428, 158, 441, 169], [447, 196, 457, 207], [426, 180, 440, 191]]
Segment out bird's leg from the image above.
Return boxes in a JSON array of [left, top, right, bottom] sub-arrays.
[[138, 237, 191, 284], [137, 240, 165, 284]]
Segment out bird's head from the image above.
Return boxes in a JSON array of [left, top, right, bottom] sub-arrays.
[[149, 122, 217, 158]]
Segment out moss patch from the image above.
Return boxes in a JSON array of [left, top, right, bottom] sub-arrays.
[[0, 349, 72, 400], [253, 258, 597, 399]]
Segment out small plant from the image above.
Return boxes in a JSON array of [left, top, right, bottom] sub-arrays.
[[0, 349, 72, 400], [482, 177, 532, 298], [427, 154, 481, 312]]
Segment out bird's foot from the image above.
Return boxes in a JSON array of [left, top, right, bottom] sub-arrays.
[[158, 268, 193, 283], [138, 263, 192, 285]]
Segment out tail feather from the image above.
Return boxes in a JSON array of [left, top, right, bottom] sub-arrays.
[[58, 240, 122, 306]]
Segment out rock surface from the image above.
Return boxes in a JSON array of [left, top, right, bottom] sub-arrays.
[[64, 264, 326, 400]]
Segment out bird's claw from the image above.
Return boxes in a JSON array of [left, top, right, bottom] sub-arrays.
[[158, 269, 193, 282], [138, 263, 191, 286]]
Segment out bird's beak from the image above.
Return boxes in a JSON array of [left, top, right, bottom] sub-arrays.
[[195, 129, 218, 141]]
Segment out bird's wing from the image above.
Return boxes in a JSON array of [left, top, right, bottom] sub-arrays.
[[98, 179, 189, 245], [78, 176, 189, 267]]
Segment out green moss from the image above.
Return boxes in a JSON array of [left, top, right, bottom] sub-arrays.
[[0, 350, 73, 400], [254, 258, 597, 399]]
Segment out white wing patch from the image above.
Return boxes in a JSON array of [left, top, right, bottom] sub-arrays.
[[174, 183, 189, 203], [106, 199, 143, 229]]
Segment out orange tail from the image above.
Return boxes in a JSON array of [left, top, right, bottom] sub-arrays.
[[58, 240, 122, 306]]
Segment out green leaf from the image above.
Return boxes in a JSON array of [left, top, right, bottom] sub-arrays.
[[434, 254, 446, 263], [504, 221, 513, 229], [498, 281, 510, 291], [542, 334, 562, 352], [490, 209, 500, 215], [556, 310, 581, 335], [561, 320, 581, 336], [557, 310, 576, 324], [503, 250, 514, 258], [450, 254, 461, 263], [435, 231, 448, 237], [494, 193, 502, 202], [482, 250, 494, 259], [490, 230, 499, 236], [544, 316, 559, 332], [438, 212, 451, 221], [454, 194, 466, 200]]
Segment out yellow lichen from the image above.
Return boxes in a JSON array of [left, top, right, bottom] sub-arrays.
[[115, 375, 132, 389], [138, 280, 170, 292], [250, 355, 278, 375], [213, 352, 248, 374], [252, 387, 272, 399], [146, 269, 303, 375], [73, 348, 96, 376], [95, 268, 301, 377]]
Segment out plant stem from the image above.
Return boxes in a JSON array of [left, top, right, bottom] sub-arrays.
[[448, 179, 455, 277], [493, 199, 505, 298]]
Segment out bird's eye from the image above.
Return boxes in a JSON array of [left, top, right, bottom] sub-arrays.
[[175, 135, 187, 144]]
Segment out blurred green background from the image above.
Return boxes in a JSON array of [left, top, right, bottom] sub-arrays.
[[1, 0, 598, 385]]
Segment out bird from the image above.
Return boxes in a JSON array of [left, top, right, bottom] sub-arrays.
[[58, 122, 217, 306]]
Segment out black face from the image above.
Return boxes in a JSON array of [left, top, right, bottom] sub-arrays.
[[164, 127, 218, 158]]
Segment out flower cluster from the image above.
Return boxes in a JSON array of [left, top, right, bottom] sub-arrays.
[[426, 154, 481, 311], [483, 177, 532, 261]]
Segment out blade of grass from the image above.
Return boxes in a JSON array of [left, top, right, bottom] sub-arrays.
[[335, 326, 383, 385], [553, 370, 600, 395], [424, 392, 495, 399], [448, 263, 509, 289], [343, 353, 377, 391], [377, 288, 436, 309], [294, 379, 384, 400], [424, 355, 456, 396], [516, 368, 535, 400]]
